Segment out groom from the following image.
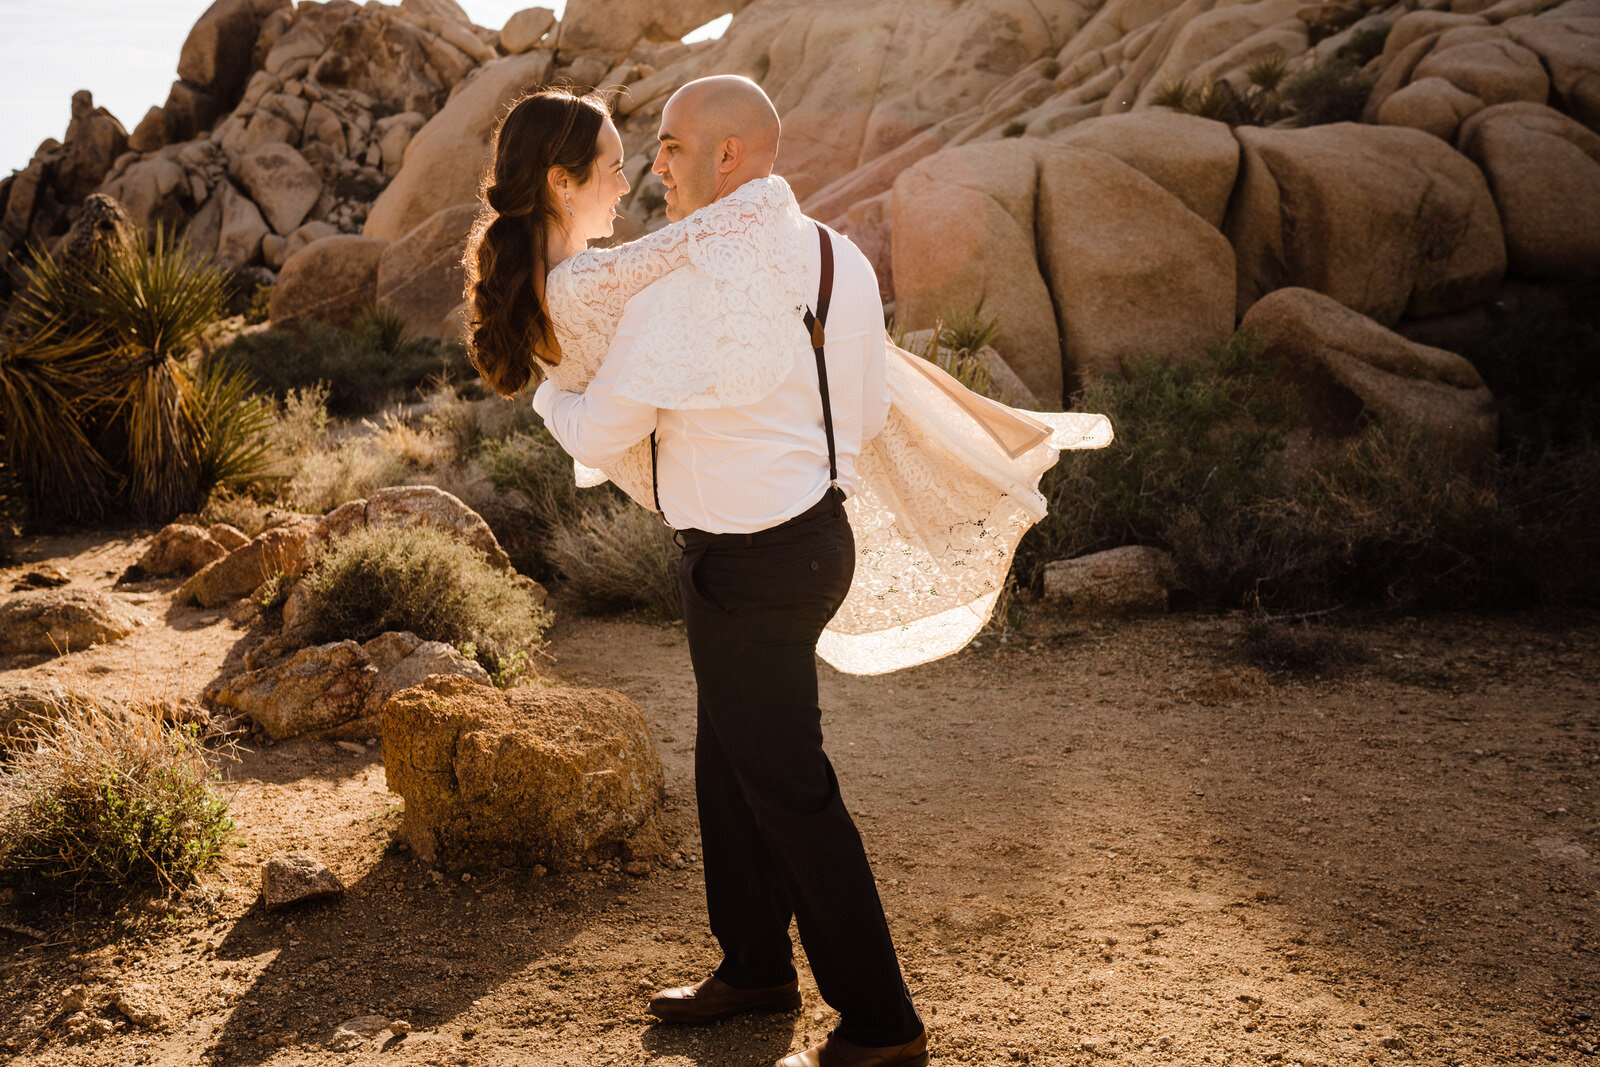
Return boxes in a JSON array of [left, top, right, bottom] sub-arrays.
[[532, 76, 927, 1067]]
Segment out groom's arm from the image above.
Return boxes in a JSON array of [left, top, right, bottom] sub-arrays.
[[532, 295, 659, 469]]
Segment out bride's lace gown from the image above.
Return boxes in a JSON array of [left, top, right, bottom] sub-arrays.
[[541, 177, 1112, 675]]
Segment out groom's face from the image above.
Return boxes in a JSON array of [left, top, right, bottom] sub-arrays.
[[653, 95, 721, 221]]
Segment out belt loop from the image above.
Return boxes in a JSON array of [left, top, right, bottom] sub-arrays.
[[672, 528, 687, 550]]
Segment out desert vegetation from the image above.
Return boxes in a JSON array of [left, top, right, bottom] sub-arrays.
[[1021, 281, 1600, 612], [0, 702, 233, 904], [0, 229, 277, 524], [298, 523, 551, 678], [1153, 46, 1376, 127]]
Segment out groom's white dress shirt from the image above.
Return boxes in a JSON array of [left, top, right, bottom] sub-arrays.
[[533, 221, 890, 534]]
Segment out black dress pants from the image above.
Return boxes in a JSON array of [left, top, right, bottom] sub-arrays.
[[677, 488, 923, 1048]]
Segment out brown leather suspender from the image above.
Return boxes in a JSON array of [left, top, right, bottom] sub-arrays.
[[802, 222, 838, 487]]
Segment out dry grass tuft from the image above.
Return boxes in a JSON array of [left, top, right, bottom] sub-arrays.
[[0, 701, 233, 902]]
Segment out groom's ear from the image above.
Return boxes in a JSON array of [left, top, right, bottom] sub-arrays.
[[716, 136, 744, 176]]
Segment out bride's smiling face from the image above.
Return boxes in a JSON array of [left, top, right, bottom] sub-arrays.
[[560, 118, 629, 241]]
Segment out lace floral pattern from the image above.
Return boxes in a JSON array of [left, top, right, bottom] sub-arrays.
[[543, 176, 812, 512], [541, 178, 1113, 674], [545, 175, 811, 409], [819, 351, 1110, 674]]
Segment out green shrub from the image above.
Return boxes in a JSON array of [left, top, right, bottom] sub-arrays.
[[1020, 331, 1298, 595], [212, 313, 467, 416], [298, 523, 552, 672], [0, 703, 233, 901], [243, 283, 273, 326], [1283, 57, 1375, 125], [1021, 324, 1600, 611]]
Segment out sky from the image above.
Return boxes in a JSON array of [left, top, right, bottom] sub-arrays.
[[0, 0, 724, 177]]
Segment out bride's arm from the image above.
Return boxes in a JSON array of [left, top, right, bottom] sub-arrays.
[[552, 177, 789, 323]]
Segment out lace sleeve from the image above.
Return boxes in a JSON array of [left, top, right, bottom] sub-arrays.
[[543, 222, 695, 392], [542, 176, 809, 407]]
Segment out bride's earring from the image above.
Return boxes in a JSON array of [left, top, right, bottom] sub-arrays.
[[563, 193, 574, 219]]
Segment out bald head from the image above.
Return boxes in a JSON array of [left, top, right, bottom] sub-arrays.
[[654, 75, 780, 219]]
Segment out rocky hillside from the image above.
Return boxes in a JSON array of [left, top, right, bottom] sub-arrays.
[[2, 0, 1597, 414]]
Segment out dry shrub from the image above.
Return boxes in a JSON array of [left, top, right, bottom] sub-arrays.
[[0, 703, 233, 902], [1022, 326, 1600, 612], [479, 428, 681, 616], [547, 498, 682, 618], [281, 438, 412, 515], [298, 523, 552, 672], [1283, 57, 1375, 126]]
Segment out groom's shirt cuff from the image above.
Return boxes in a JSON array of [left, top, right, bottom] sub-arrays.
[[532, 372, 655, 471]]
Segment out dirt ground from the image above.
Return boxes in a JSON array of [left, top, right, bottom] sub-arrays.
[[1, 530, 1597, 1066]]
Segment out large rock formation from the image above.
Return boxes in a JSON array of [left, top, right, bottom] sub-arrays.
[[1241, 287, 1499, 468], [1226, 122, 1506, 325], [362, 50, 553, 243], [893, 136, 1235, 402], [3, 0, 1597, 450], [382, 675, 666, 870], [1458, 102, 1600, 279]]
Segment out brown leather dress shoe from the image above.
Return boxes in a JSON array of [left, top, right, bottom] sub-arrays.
[[647, 974, 802, 1023], [775, 1029, 929, 1067]]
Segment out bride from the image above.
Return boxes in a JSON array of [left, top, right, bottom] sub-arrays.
[[462, 88, 1110, 676]]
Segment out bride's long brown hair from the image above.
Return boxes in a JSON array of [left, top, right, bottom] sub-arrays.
[[463, 88, 609, 397]]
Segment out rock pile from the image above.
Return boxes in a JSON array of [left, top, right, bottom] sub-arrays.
[[3, 0, 1597, 420]]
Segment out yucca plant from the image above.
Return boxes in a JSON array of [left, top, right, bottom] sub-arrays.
[[191, 358, 282, 494], [0, 321, 116, 523], [886, 312, 999, 399], [352, 301, 412, 356], [91, 227, 229, 517], [1184, 80, 1241, 122], [1245, 53, 1290, 92], [938, 305, 1001, 356], [1152, 77, 1193, 110]]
